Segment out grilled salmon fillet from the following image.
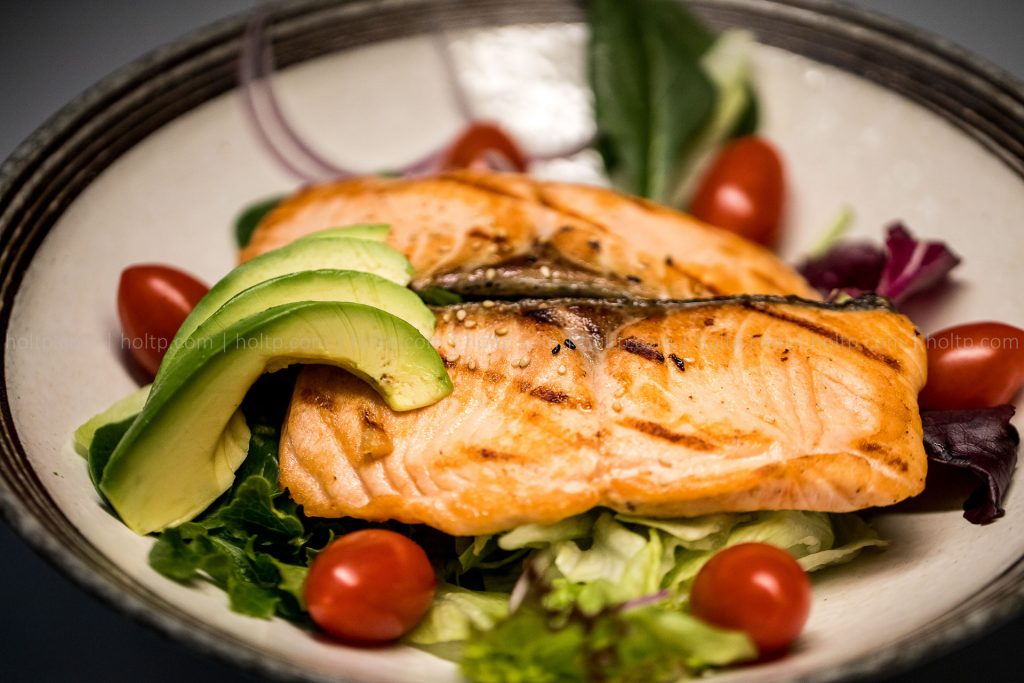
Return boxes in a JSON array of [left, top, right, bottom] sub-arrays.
[[242, 171, 817, 299], [280, 296, 927, 535]]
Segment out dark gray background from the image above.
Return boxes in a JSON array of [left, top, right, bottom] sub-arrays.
[[0, 1, 1020, 681]]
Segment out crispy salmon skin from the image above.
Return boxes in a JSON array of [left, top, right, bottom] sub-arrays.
[[280, 296, 927, 535], [242, 171, 817, 300]]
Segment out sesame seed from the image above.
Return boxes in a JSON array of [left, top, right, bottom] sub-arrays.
[[612, 400, 623, 412], [614, 387, 626, 398], [518, 355, 531, 368], [464, 320, 477, 329], [495, 327, 508, 336], [448, 351, 460, 362], [447, 337, 456, 347], [456, 309, 467, 321], [558, 364, 567, 375], [467, 359, 477, 370], [540, 265, 552, 278], [485, 268, 497, 280], [442, 312, 453, 323], [482, 299, 495, 308]]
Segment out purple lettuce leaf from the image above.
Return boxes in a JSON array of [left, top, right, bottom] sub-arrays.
[[797, 223, 960, 305], [797, 241, 886, 296], [877, 223, 962, 304], [922, 405, 1019, 524]]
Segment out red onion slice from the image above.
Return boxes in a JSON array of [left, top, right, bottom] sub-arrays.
[[238, 13, 595, 181]]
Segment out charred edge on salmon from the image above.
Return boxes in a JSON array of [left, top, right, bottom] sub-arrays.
[[430, 294, 894, 314], [742, 302, 902, 370]]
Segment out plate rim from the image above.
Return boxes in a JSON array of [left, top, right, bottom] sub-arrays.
[[1, 1, 1022, 682]]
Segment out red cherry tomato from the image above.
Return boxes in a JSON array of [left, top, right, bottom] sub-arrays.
[[919, 322, 1024, 410], [690, 542, 811, 655], [690, 136, 786, 248], [305, 529, 436, 643], [441, 122, 528, 172], [117, 264, 209, 378]]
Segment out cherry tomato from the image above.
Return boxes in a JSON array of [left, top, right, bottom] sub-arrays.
[[919, 322, 1024, 410], [441, 122, 528, 172], [117, 264, 209, 378], [305, 529, 436, 643], [690, 542, 811, 655], [690, 136, 786, 248]]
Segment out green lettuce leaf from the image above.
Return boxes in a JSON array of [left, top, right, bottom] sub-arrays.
[[461, 583, 755, 683], [406, 584, 509, 646], [73, 384, 151, 457], [495, 509, 885, 602]]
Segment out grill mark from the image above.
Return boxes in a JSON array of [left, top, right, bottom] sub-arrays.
[[625, 419, 715, 450], [663, 259, 722, 295], [446, 177, 613, 246], [519, 380, 590, 409], [443, 173, 534, 201], [361, 409, 383, 430], [887, 456, 909, 473], [529, 385, 570, 404], [745, 303, 902, 370], [476, 448, 518, 461], [300, 387, 334, 411], [618, 336, 665, 363]]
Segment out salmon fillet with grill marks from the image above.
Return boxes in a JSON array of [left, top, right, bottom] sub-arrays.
[[242, 171, 817, 300], [279, 296, 927, 535]]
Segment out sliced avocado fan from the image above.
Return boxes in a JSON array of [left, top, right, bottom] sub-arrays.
[[101, 301, 453, 535], [152, 269, 434, 394], [160, 233, 413, 377]]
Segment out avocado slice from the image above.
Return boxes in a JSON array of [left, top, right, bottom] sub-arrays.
[[100, 301, 452, 534], [156, 269, 434, 389], [162, 237, 413, 373], [299, 224, 390, 242]]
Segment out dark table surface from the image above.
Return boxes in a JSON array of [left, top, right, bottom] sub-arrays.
[[1, 1, 1020, 681]]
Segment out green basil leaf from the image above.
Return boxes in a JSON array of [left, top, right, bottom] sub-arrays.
[[589, 0, 716, 202]]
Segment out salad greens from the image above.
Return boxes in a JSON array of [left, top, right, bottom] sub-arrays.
[[589, 0, 716, 203], [235, 195, 283, 249], [588, 0, 759, 204], [83, 369, 886, 680], [798, 223, 961, 305], [923, 405, 1020, 524]]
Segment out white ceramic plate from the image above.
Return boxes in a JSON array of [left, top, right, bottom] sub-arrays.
[[2, 1, 1022, 681]]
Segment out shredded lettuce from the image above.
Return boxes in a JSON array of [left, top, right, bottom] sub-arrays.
[[405, 584, 509, 646], [460, 565, 756, 683]]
